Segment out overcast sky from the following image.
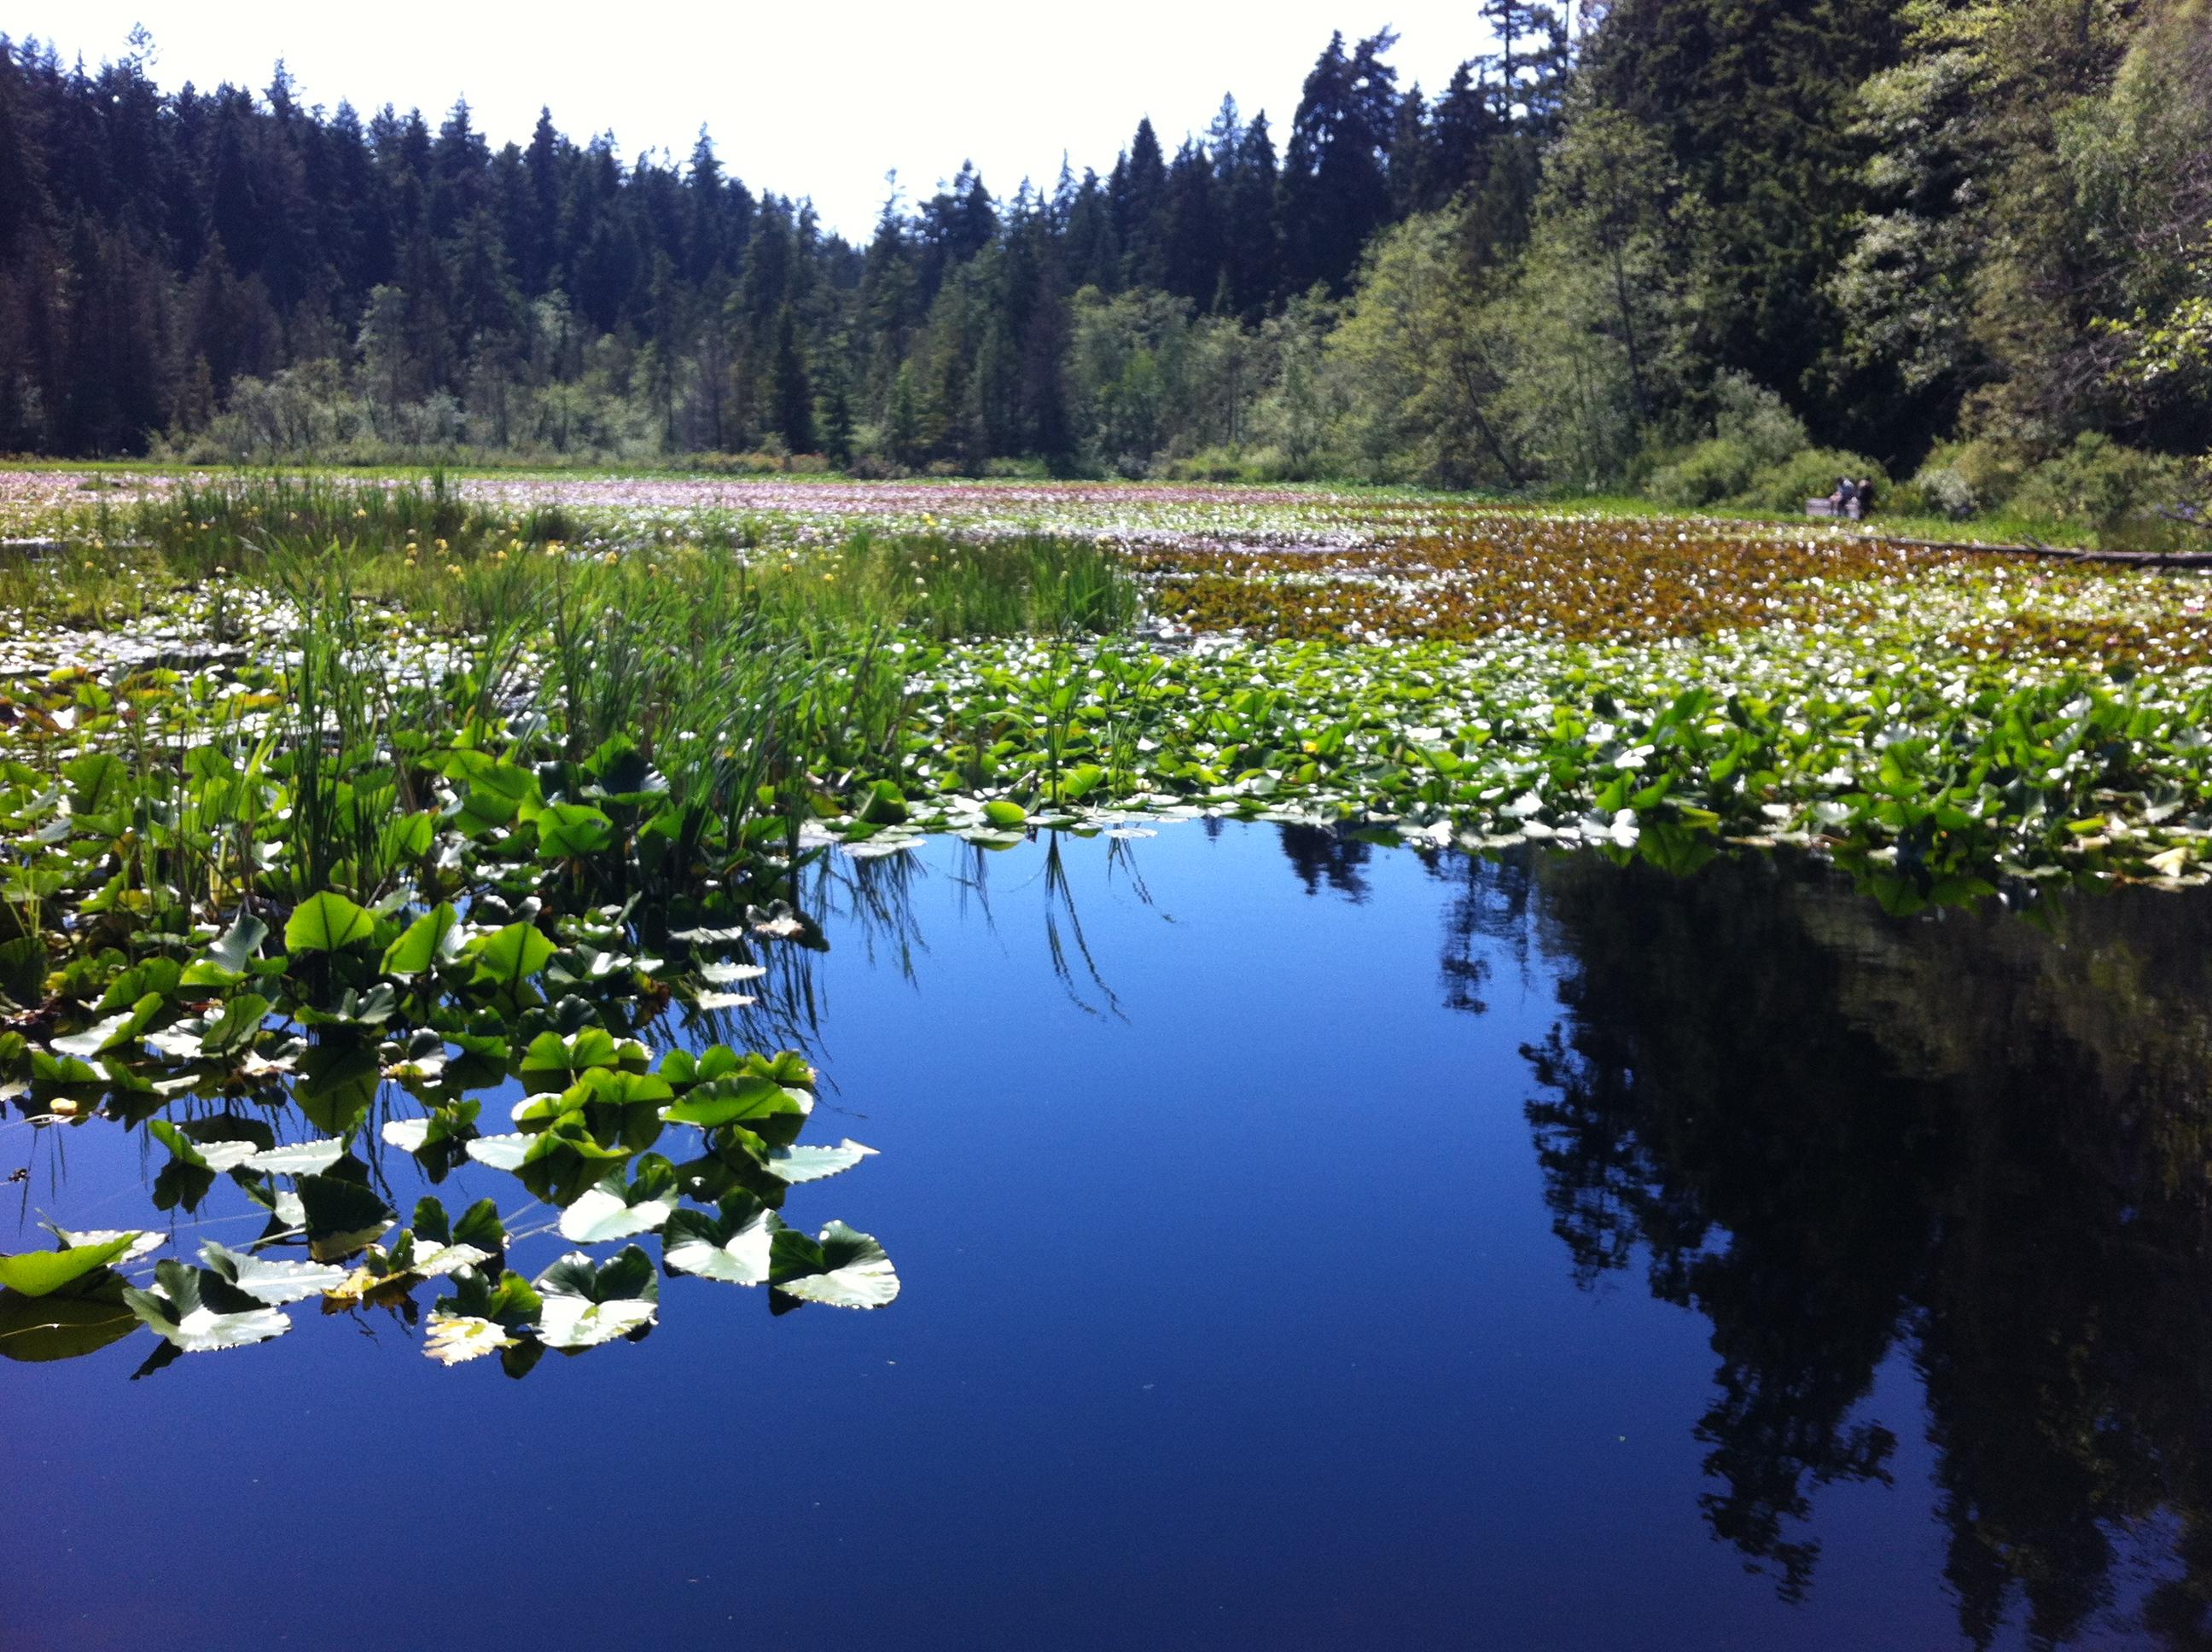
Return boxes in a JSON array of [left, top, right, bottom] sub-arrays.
[[14, 3, 1495, 239]]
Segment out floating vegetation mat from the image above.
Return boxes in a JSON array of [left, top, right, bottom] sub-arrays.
[[3, 474, 2209, 1374]]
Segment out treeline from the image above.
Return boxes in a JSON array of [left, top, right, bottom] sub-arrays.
[[1, 3, 2208, 526]]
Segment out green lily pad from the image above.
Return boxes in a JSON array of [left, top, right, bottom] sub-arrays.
[[380, 903, 463, 978], [297, 1173, 396, 1260], [0, 1231, 138, 1297], [242, 1137, 347, 1175], [0, 1281, 140, 1362], [285, 891, 376, 954], [123, 1259, 292, 1352], [198, 1240, 346, 1306], [770, 1220, 900, 1309], [533, 1246, 659, 1350], [556, 1155, 679, 1243], [766, 1138, 878, 1184], [662, 1195, 773, 1286]]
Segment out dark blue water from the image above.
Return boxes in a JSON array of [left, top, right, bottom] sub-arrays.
[[8, 823, 2211, 1650]]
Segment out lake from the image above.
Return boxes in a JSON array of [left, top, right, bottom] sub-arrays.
[[7, 823, 2211, 1650]]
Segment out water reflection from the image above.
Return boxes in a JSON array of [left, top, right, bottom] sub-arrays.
[[1492, 846, 2212, 1647], [11, 814, 2212, 1647]]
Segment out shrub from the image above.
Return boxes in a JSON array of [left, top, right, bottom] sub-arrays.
[[1738, 447, 1889, 515], [1900, 459, 1980, 520], [1939, 439, 2032, 515], [1645, 437, 1766, 507], [1644, 375, 1812, 508], [1710, 372, 1810, 469], [2009, 433, 2187, 535]]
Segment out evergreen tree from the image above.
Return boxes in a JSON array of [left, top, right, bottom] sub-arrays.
[[769, 300, 815, 451], [1111, 118, 1169, 288], [1280, 31, 1400, 294]]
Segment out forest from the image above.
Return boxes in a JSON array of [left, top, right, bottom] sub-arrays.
[[1, 1, 2209, 532]]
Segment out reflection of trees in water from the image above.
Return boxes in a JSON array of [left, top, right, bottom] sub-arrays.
[[1278, 823, 1375, 902], [1417, 845, 1537, 1016], [1275, 823, 1540, 1015], [1517, 849, 2212, 1644]]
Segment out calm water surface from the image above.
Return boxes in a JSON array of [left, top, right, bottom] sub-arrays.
[[7, 823, 2212, 1650]]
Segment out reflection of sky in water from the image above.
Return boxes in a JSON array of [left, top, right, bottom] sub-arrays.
[[6, 823, 2208, 1650]]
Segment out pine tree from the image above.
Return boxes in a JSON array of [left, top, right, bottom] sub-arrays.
[[769, 300, 815, 452], [1225, 113, 1279, 317], [1113, 118, 1169, 287], [1280, 31, 1400, 294]]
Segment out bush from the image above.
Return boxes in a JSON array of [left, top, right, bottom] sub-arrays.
[[2009, 433, 2187, 535], [1645, 437, 1766, 507], [1738, 447, 1889, 515], [1710, 372, 1810, 468], [1897, 459, 1980, 520], [1643, 375, 1812, 507], [1165, 445, 1278, 483]]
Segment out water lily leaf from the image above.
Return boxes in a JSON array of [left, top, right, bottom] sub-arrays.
[[766, 1138, 878, 1185], [982, 800, 1028, 827], [692, 991, 756, 1011], [0, 1280, 139, 1362], [662, 1195, 772, 1286], [381, 1118, 431, 1153], [242, 1137, 346, 1175], [147, 1118, 262, 1174], [534, 801, 615, 859], [438, 1265, 542, 1329], [696, 961, 765, 986], [423, 1311, 513, 1365], [198, 1240, 346, 1306], [533, 1246, 658, 1350], [123, 1259, 291, 1352], [284, 891, 375, 954], [205, 911, 271, 976], [0, 935, 44, 1007], [63, 751, 128, 817], [44, 1225, 165, 1265], [556, 1155, 678, 1243], [469, 921, 556, 993], [669, 924, 749, 945], [518, 1027, 643, 1079], [842, 835, 919, 860], [201, 992, 270, 1060], [662, 1074, 809, 1130], [327, 1236, 491, 1303], [464, 1133, 532, 1171], [52, 993, 162, 1059], [450, 1198, 505, 1254], [0, 1232, 137, 1297], [297, 1172, 395, 1260], [380, 903, 463, 978], [447, 751, 538, 833], [769, 1220, 899, 1309]]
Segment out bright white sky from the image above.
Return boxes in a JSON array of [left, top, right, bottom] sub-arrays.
[[15, 2, 1494, 240]]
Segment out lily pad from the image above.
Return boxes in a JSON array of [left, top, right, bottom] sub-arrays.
[[297, 1172, 396, 1260], [423, 1311, 514, 1365], [556, 1155, 678, 1243], [0, 1231, 139, 1297], [662, 1195, 773, 1286], [198, 1240, 346, 1306], [123, 1259, 292, 1352], [0, 1281, 140, 1362], [769, 1220, 900, 1309], [285, 891, 375, 954], [533, 1246, 659, 1350], [242, 1137, 347, 1175], [766, 1138, 879, 1185]]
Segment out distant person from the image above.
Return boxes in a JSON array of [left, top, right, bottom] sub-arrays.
[[1830, 477, 1854, 515], [1849, 477, 1872, 521]]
